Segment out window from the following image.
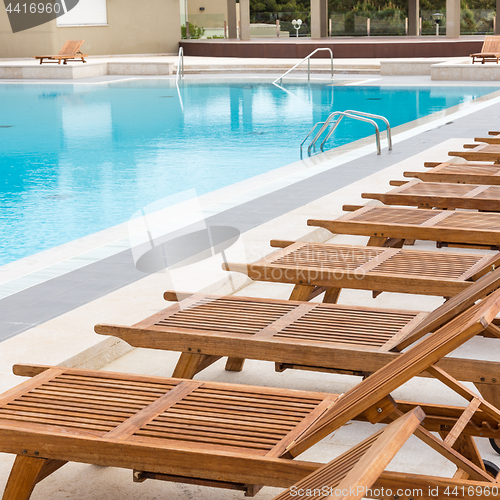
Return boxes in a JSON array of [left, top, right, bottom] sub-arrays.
[[57, 0, 107, 27]]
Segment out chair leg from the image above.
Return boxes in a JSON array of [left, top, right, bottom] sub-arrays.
[[225, 357, 245, 372], [172, 352, 221, 379], [3, 455, 47, 500], [323, 287, 341, 304], [289, 284, 315, 301]]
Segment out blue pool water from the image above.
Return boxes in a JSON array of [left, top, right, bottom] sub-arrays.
[[0, 80, 498, 266]]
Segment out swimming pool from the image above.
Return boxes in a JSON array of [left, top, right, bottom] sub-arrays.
[[0, 80, 498, 266]]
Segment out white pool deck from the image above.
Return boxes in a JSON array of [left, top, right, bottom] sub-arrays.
[[2, 52, 500, 80], [1, 63, 500, 498]]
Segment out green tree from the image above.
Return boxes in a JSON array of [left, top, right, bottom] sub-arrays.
[[251, 0, 496, 14]]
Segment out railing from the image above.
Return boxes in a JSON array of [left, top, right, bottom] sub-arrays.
[[176, 46, 184, 82], [301, 111, 392, 158], [273, 48, 333, 85]]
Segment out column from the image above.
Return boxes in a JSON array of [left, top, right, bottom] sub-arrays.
[[311, 0, 328, 38], [496, 0, 500, 34], [239, 0, 251, 40], [227, 0, 237, 38], [446, 0, 461, 38], [320, 0, 328, 37], [408, 0, 419, 36]]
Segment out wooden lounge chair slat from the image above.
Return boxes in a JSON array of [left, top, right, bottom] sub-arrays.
[[309, 206, 500, 246], [224, 241, 498, 297], [266, 398, 338, 457], [145, 416, 289, 438], [450, 143, 500, 163], [0, 369, 331, 459], [0, 368, 65, 407], [136, 425, 281, 448], [405, 161, 500, 185], [5, 400, 135, 420], [152, 414, 293, 434], [104, 380, 203, 439], [99, 300, 422, 351], [362, 180, 500, 211]]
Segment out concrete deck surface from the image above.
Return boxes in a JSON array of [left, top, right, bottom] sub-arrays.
[[0, 52, 496, 80]]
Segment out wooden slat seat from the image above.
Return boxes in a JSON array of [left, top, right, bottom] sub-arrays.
[[471, 36, 500, 64], [404, 161, 500, 185], [308, 205, 500, 248], [362, 179, 500, 211], [6, 290, 500, 498], [221, 242, 500, 299]]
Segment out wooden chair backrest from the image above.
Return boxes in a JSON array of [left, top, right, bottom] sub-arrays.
[[272, 408, 425, 500], [395, 266, 500, 350], [287, 288, 500, 456], [58, 40, 84, 56], [482, 36, 500, 53]]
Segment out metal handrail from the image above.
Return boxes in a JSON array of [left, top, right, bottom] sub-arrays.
[[273, 48, 333, 85], [176, 46, 184, 82], [319, 113, 381, 155], [343, 110, 392, 151], [303, 110, 392, 157], [300, 122, 326, 159]]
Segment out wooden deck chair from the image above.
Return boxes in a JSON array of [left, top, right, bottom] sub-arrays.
[[361, 179, 500, 211], [308, 205, 500, 249], [218, 241, 500, 299], [471, 36, 500, 64], [404, 134, 500, 184], [272, 407, 426, 500], [34, 40, 87, 65], [95, 267, 500, 409], [404, 161, 500, 186], [449, 143, 500, 164], [5, 290, 500, 499]]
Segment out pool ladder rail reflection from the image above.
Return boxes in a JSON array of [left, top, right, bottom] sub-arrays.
[[301, 110, 392, 159], [176, 47, 184, 111], [176, 47, 184, 81]]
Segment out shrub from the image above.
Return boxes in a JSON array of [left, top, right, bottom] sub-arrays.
[[181, 23, 205, 39]]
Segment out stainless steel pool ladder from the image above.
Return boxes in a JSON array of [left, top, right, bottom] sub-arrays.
[[301, 110, 392, 158], [176, 47, 184, 81], [273, 48, 333, 85]]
